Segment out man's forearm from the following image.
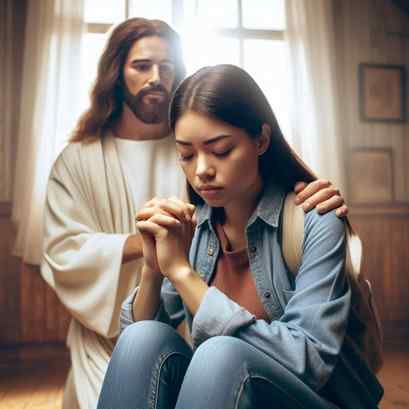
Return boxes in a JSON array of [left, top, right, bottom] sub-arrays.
[[122, 234, 143, 264]]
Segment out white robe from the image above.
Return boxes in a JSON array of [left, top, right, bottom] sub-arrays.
[[41, 133, 184, 409]]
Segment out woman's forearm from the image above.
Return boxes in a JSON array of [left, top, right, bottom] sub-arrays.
[[168, 265, 208, 316], [132, 268, 163, 321]]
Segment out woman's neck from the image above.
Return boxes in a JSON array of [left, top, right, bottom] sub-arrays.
[[221, 179, 263, 249], [112, 104, 170, 141]]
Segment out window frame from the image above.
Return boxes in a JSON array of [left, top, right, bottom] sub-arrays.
[[85, 0, 285, 67]]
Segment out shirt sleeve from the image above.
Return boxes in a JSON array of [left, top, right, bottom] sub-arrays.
[[41, 150, 135, 338], [191, 209, 350, 391]]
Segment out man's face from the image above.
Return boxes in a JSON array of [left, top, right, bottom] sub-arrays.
[[122, 35, 176, 124]]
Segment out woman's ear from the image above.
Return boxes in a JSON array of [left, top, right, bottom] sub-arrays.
[[256, 124, 271, 156]]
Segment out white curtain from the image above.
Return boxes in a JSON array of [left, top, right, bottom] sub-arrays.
[[285, 0, 346, 193], [12, 0, 85, 264]]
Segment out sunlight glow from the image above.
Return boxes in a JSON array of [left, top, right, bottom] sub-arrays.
[[129, 0, 173, 25], [80, 0, 291, 141]]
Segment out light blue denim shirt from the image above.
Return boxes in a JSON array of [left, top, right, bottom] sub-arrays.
[[121, 183, 383, 407]]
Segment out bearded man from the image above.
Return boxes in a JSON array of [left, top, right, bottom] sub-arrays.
[[41, 17, 346, 409]]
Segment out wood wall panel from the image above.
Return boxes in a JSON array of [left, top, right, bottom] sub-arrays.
[[0, 0, 26, 201], [350, 212, 409, 342], [0, 0, 28, 348], [0, 217, 20, 346], [1, 241, 70, 346], [349, 148, 394, 203], [351, 211, 409, 337], [334, 0, 409, 344], [0, 0, 70, 348], [20, 264, 69, 344], [334, 0, 409, 203]]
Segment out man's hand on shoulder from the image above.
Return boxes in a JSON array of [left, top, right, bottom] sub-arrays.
[[294, 180, 348, 218]]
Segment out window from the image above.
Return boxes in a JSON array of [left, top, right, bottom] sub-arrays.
[[81, 0, 290, 136]]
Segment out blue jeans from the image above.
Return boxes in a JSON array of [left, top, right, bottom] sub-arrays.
[[97, 321, 339, 409]]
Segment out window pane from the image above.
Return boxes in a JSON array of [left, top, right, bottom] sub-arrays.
[[243, 40, 290, 137], [129, 0, 173, 25], [242, 0, 285, 30], [183, 0, 238, 29], [84, 0, 125, 24], [80, 33, 107, 108], [182, 33, 239, 74]]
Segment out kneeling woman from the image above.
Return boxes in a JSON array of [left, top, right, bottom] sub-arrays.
[[97, 65, 383, 409]]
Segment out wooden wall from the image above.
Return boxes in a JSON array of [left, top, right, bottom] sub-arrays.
[[0, 0, 70, 349], [0, 0, 26, 347], [351, 208, 409, 343], [333, 0, 409, 343], [0, 204, 20, 346], [19, 264, 70, 344]]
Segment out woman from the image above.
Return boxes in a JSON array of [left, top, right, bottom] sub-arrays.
[[97, 65, 383, 409]]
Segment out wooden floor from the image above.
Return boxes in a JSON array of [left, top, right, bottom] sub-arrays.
[[378, 346, 409, 409], [0, 345, 408, 408]]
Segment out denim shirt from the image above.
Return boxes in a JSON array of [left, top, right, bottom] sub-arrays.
[[121, 183, 383, 406]]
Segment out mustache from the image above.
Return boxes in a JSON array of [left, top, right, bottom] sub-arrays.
[[138, 84, 169, 98]]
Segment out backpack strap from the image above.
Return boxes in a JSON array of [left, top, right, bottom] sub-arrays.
[[344, 219, 363, 278], [282, 192, 305, 275], [282, 193, 363, 277], [281, 194, 384, 371]]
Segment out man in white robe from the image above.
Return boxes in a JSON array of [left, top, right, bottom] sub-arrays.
[[41, 17, 347, 409], [41, 18, 187, 409]]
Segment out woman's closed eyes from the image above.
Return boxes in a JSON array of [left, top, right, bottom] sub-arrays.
[[178, 147, 234, 162]]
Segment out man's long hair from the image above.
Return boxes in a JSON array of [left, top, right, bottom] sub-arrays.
[[71, 18, 185, 142]]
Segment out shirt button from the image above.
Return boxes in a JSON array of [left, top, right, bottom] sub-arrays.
[[250, 246, 257, 254], [208, 247, 214, 256], [264, 291, 272, 299]]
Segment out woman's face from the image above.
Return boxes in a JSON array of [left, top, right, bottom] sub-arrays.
[[175, 111, 266, 208]]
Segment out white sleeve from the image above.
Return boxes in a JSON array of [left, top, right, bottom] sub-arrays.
[[41, 154, 137, 338]]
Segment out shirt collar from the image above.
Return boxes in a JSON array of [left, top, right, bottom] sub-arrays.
[[195, 182, 286, 229]]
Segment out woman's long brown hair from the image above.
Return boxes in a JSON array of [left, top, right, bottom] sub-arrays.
[[71, 18, 186, 142], [169, 64, 316, 205]]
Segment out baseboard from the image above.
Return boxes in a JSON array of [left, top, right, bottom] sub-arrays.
[[0, 342, 70, 365]]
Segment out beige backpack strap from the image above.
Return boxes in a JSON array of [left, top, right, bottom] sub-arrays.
[[344, 220, 363, 278], [282, 194, 363, 278], [283, 194, 383, 371], [282, 192, 305, 275]]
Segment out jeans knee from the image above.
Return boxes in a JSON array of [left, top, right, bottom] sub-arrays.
[[115, 322, 170, 358], [119, 320, 171, 344], [191, 336, 248, 374], [174, 337, 251, 408], [116, 321, 191, 365], [195, 336, 246, 358]]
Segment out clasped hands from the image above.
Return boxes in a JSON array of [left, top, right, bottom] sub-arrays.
[[136, 197, 196, 282]]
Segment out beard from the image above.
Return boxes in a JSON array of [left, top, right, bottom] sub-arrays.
[[123, 84, 170, 124]]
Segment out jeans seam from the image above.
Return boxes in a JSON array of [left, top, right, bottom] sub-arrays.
[[242, 375, 319, 409], [149, 351, 190, 409], [233, 373, 250, 409]]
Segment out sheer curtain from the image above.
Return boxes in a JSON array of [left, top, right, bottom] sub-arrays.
[[285, 0, 346, 193], [12, 0, 85, 264]]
